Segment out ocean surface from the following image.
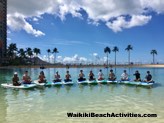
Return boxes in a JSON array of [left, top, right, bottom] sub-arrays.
[[0, 67, 163, 123]]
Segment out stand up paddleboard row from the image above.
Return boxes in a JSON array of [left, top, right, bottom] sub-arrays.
[[1, 79, 155, 89], [77, 79, 154, 86]]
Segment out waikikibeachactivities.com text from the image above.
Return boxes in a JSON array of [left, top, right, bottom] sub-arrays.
[[67, 112, 157, 118]]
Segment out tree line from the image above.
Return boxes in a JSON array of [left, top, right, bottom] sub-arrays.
[[4, 43, 59, 65], [3, 43, 157, 66], [104, 45, 158, 66]]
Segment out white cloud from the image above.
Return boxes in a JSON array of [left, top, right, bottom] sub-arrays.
[[93, 53, 98, 57], [33, 17, 39, 22], [62, 54, 88, 64], [57, 56, 63, 62], [79, 57, 87, 63], [141, 0, 164, 13], [41, 54, 108, 64], [7, 0, 164, 34], [106, 15, 152, 32], [7, 38, 11, 41], [58, 0, 82, 20], [7, 14, 45, 37]]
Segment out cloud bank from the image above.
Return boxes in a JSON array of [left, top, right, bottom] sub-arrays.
[[7, 0, 164, 36]]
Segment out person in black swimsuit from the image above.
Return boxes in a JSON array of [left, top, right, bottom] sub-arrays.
[[133, 70, 141, 81], [88, 70, 95, 81], [145, 71, 152, 82]]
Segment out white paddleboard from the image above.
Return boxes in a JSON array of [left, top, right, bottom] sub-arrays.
[[107, 80, 118, 83], [139, 81, 155, 86], [49, 81, 63, 86], [77, 80, 88, 84], [62, 81, 74, 85], [34, 80, 46, 86], [96, 79, 107, 83], [1, 83, 36, 89], [87, 80, 98, 84]]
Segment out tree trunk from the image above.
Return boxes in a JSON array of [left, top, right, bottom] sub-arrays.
[[115, 52, 116, 65], [54, 53, 56, 64], [48, 53, 50, 63], [129, 51, 130, 64], [153, 54, 155, 64], [107, 53, 108, 68]]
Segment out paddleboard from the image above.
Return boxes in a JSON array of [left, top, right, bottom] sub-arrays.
[[49, 81, 63, 86], [139, 81, 155, 86], [119, 80, 155, 86], [119, 80, 131, 84], [87, 80, 98, 84], [62, 81, 74, 85], [107, 80, 118, 84], [34, 80, 46, 86], [1, 83, 36, 89], [97, 79, 107, 84], [77, 80, 88, 84]]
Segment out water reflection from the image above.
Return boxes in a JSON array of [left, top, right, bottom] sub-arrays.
[[64, 85, 72, 93], [88, 84, 97, 92], [78, 84, 89, 93], [53, 86, 62, 94], [108, 84, 118, 93]]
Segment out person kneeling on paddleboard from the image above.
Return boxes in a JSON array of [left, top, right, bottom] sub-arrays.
[[144, 71, 152, 82], [109, 69, 116, 81], [12, 72, 21, 86], [54, 71, 61, 82], [38, 71, 46, 83], [78, 70, 86, 81], [88, 70, 95, 81], [133, 70, 141, 81], [121, 70, 129, 81], [64, 71, 72, 82], [22, 71, 32, 84], [98, 69, 104, 80]]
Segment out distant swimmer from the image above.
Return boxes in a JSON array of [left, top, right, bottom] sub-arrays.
[[133, 70, 141, 81], [78, 70, 86, 81], [121, 70, 129, 81], [22, 71, 32, 84], [109, 69, 116, 81], [64, 71, 72, 82], [88, 70, 95, 81], [145, 71, 152, 82], [54, 71, 61, 82], [38, 71, 46, 83], [12, 72, 21, 86], [98, 69, 104, 80]]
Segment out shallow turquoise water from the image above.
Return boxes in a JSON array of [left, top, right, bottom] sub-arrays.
[[0, 67, 164, 123]]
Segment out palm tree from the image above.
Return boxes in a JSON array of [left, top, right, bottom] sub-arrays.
[[125, 45, 133, 65], [151, 49, 157, 64], [7, 43, 17, 60], [112, 46, 119, 65], [18, 48, 26, 64], [33, 48, 41, 65], [26, 48, 33, 64], [18, 48, 26, 58], [47, 49, 51, 63], [104, 47, 111, 67], [52, 48, 59, 64]]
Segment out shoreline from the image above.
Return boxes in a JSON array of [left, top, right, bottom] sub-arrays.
[[1, 64, 164, 69]]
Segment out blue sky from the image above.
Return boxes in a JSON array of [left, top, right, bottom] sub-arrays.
[[7, 0, 164, 64]]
